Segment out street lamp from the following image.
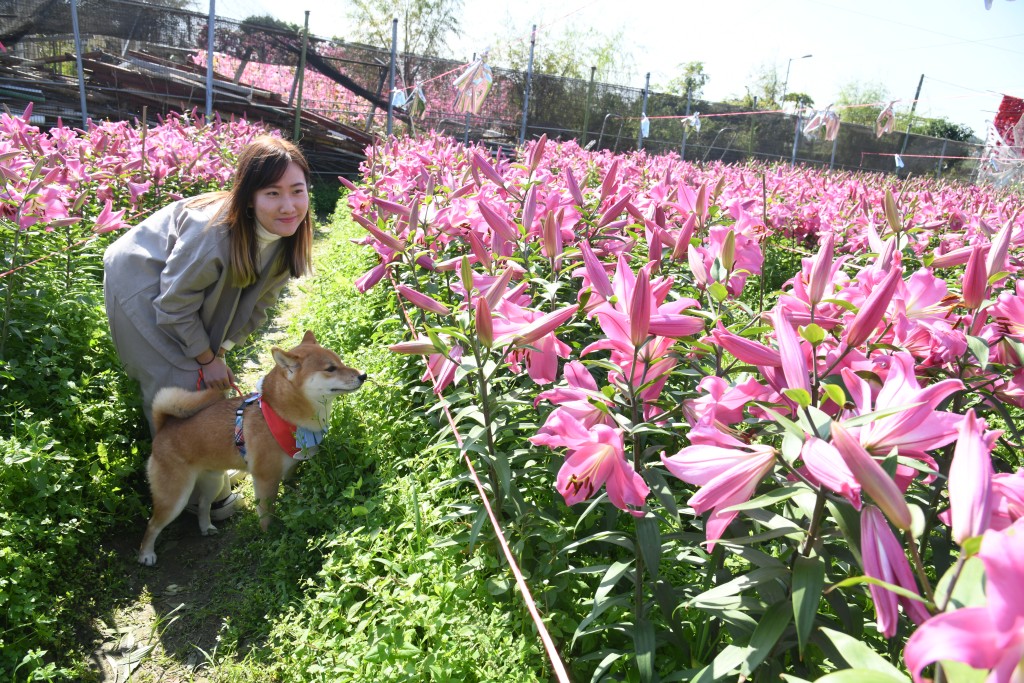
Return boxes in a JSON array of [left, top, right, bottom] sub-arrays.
[[781, 54, 813, 108]]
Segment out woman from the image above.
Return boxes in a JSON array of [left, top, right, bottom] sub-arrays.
[[103, 135, 314, 519]]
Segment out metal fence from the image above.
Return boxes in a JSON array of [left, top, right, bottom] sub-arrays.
[[0, 0, 985, 181]]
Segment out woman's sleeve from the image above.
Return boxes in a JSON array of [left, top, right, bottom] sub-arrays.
[[152, 215, 225, 359], [226, 273, 290, 348]]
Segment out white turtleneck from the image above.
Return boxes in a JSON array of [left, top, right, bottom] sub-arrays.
[[220, 222, 284, 354]]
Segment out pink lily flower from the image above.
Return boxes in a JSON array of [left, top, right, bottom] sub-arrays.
[[534, 360, 616, 433], [860, 505, 931, 638], [661, 421, 777, 549], [711, 322, 783, 367], [422, 344, 463, 394], [807, 232, 836, 307], [91, 199, 130, 234], [904, 518, 1024, 682], [772, 307, 811, 395], [800, 437, 861, 508], [991, 470, 1024, 530], [840, 352, 964, 460], [683, 375, 777, 428], [545, 418, 649, 515], [475, 296, 494, 348], [947, 411, 998, 545]]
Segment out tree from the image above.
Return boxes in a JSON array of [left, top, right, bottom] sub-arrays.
[[490, 24, 635, 84], [346, 0, 462, 58], [835, 80, 889, 125], [913, 117, 974, 142], [659, 61, 708, 100], [784, 92, 814, 108], [741, 62, 782, 109]]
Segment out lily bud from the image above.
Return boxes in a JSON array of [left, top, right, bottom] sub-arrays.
[[831, 422, 912, 531], [844, 266, 902, 348], [395, 284, 450, 317], [630, 266, 652, 347], [963, 245, 988, 309], [670, 214, 697, 263], [807, 232, 835, 306], [720, 230, 737, 271], [948, 411, 995, 545], [475, 296, 494, 348]]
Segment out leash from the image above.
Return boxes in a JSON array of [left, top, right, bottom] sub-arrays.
[[387, 271, 572, 683], [196, 366, 244, 396]]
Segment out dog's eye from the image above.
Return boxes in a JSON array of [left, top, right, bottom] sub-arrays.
[[325, 365, 337, 373]]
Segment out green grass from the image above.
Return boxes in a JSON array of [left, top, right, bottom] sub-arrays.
[[190, 202, 552, 681]]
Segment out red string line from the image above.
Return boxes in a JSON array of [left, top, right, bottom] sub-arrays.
[[862, 151, 1021, 162], [0, 234, 97, 280], [386, 269, 572, 683]]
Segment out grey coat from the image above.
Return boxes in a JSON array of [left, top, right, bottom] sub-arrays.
[[103, 196, 289, 373]]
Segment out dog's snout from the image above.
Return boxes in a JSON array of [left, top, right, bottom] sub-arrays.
[[358, 373, 368, 383]]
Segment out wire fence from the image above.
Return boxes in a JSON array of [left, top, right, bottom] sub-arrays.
[[0, 0, 986, 181]]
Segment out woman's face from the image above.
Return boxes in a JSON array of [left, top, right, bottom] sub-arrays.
[[251, 161, 309, 238]]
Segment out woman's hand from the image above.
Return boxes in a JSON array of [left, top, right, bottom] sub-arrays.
[[199, 356, 236, 391]]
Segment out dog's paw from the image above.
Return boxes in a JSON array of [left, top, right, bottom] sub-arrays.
[[201, 524, 219, 537], [138, 551, 157, 566]]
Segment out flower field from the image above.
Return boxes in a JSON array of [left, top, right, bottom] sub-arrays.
[[350, 133, 1024, 681], [3, 95, 1024, 680]]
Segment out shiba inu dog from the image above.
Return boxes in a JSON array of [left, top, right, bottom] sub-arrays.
[[138, 331, 365, 566]]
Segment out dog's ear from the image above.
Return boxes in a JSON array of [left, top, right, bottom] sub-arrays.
[[301, 330, 317, 345], [272, 347, 302, 377]]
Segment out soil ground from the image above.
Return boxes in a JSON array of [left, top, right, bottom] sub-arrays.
[[88, 507, 250, 682], [84, 294, 301, 682]]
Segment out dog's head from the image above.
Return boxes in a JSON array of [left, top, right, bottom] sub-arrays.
[[271, 331, 367, 400]]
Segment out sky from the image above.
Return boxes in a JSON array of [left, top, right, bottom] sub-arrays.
[[209, 0, 1024, 139]]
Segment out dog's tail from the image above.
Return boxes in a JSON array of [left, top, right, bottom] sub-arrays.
[[151, 387, 223, 433]]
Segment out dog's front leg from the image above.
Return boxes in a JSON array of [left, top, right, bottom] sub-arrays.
[[251, 474, 282, 531]]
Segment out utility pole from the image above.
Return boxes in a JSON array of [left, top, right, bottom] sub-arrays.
[[386, 18, 398, 136], [900, 74, 925, 156], [638, 72, 650, 150], [292, 11, 309, 143], [519, 25, 537, 146]]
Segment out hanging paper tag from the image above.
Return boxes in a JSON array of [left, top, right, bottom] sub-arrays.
[[640, 116, 650, 138], [390, 90, 407, 108], [894, 154, 905, 169]]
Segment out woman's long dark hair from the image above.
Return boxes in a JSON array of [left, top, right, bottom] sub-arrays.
[[193, 135, 314, 287]]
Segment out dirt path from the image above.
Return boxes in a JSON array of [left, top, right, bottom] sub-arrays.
[[89, 512, 248, 682], [84, 293, 302, 682]]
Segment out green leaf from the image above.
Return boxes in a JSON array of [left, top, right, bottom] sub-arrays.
[[934, 556, 986, 610], [823, 383, 848, 408], [633, 617, 656, 683], [818, 627, 911, 681], [842, 402, 924, 429], [691, 566, 788, 607], [709, 281, 729, 302], [829, 575, 930, 606], [784, 388, 812, 408], [723, 485, 803, 513], [799, 323, 825, 345], [742, 600, 792, 675], [792, 554, 825, 658], [816, 671, 909, 683], [635, 514, 662, 582], [935, 660, 988, 683], [966, 335, 990, 370]]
